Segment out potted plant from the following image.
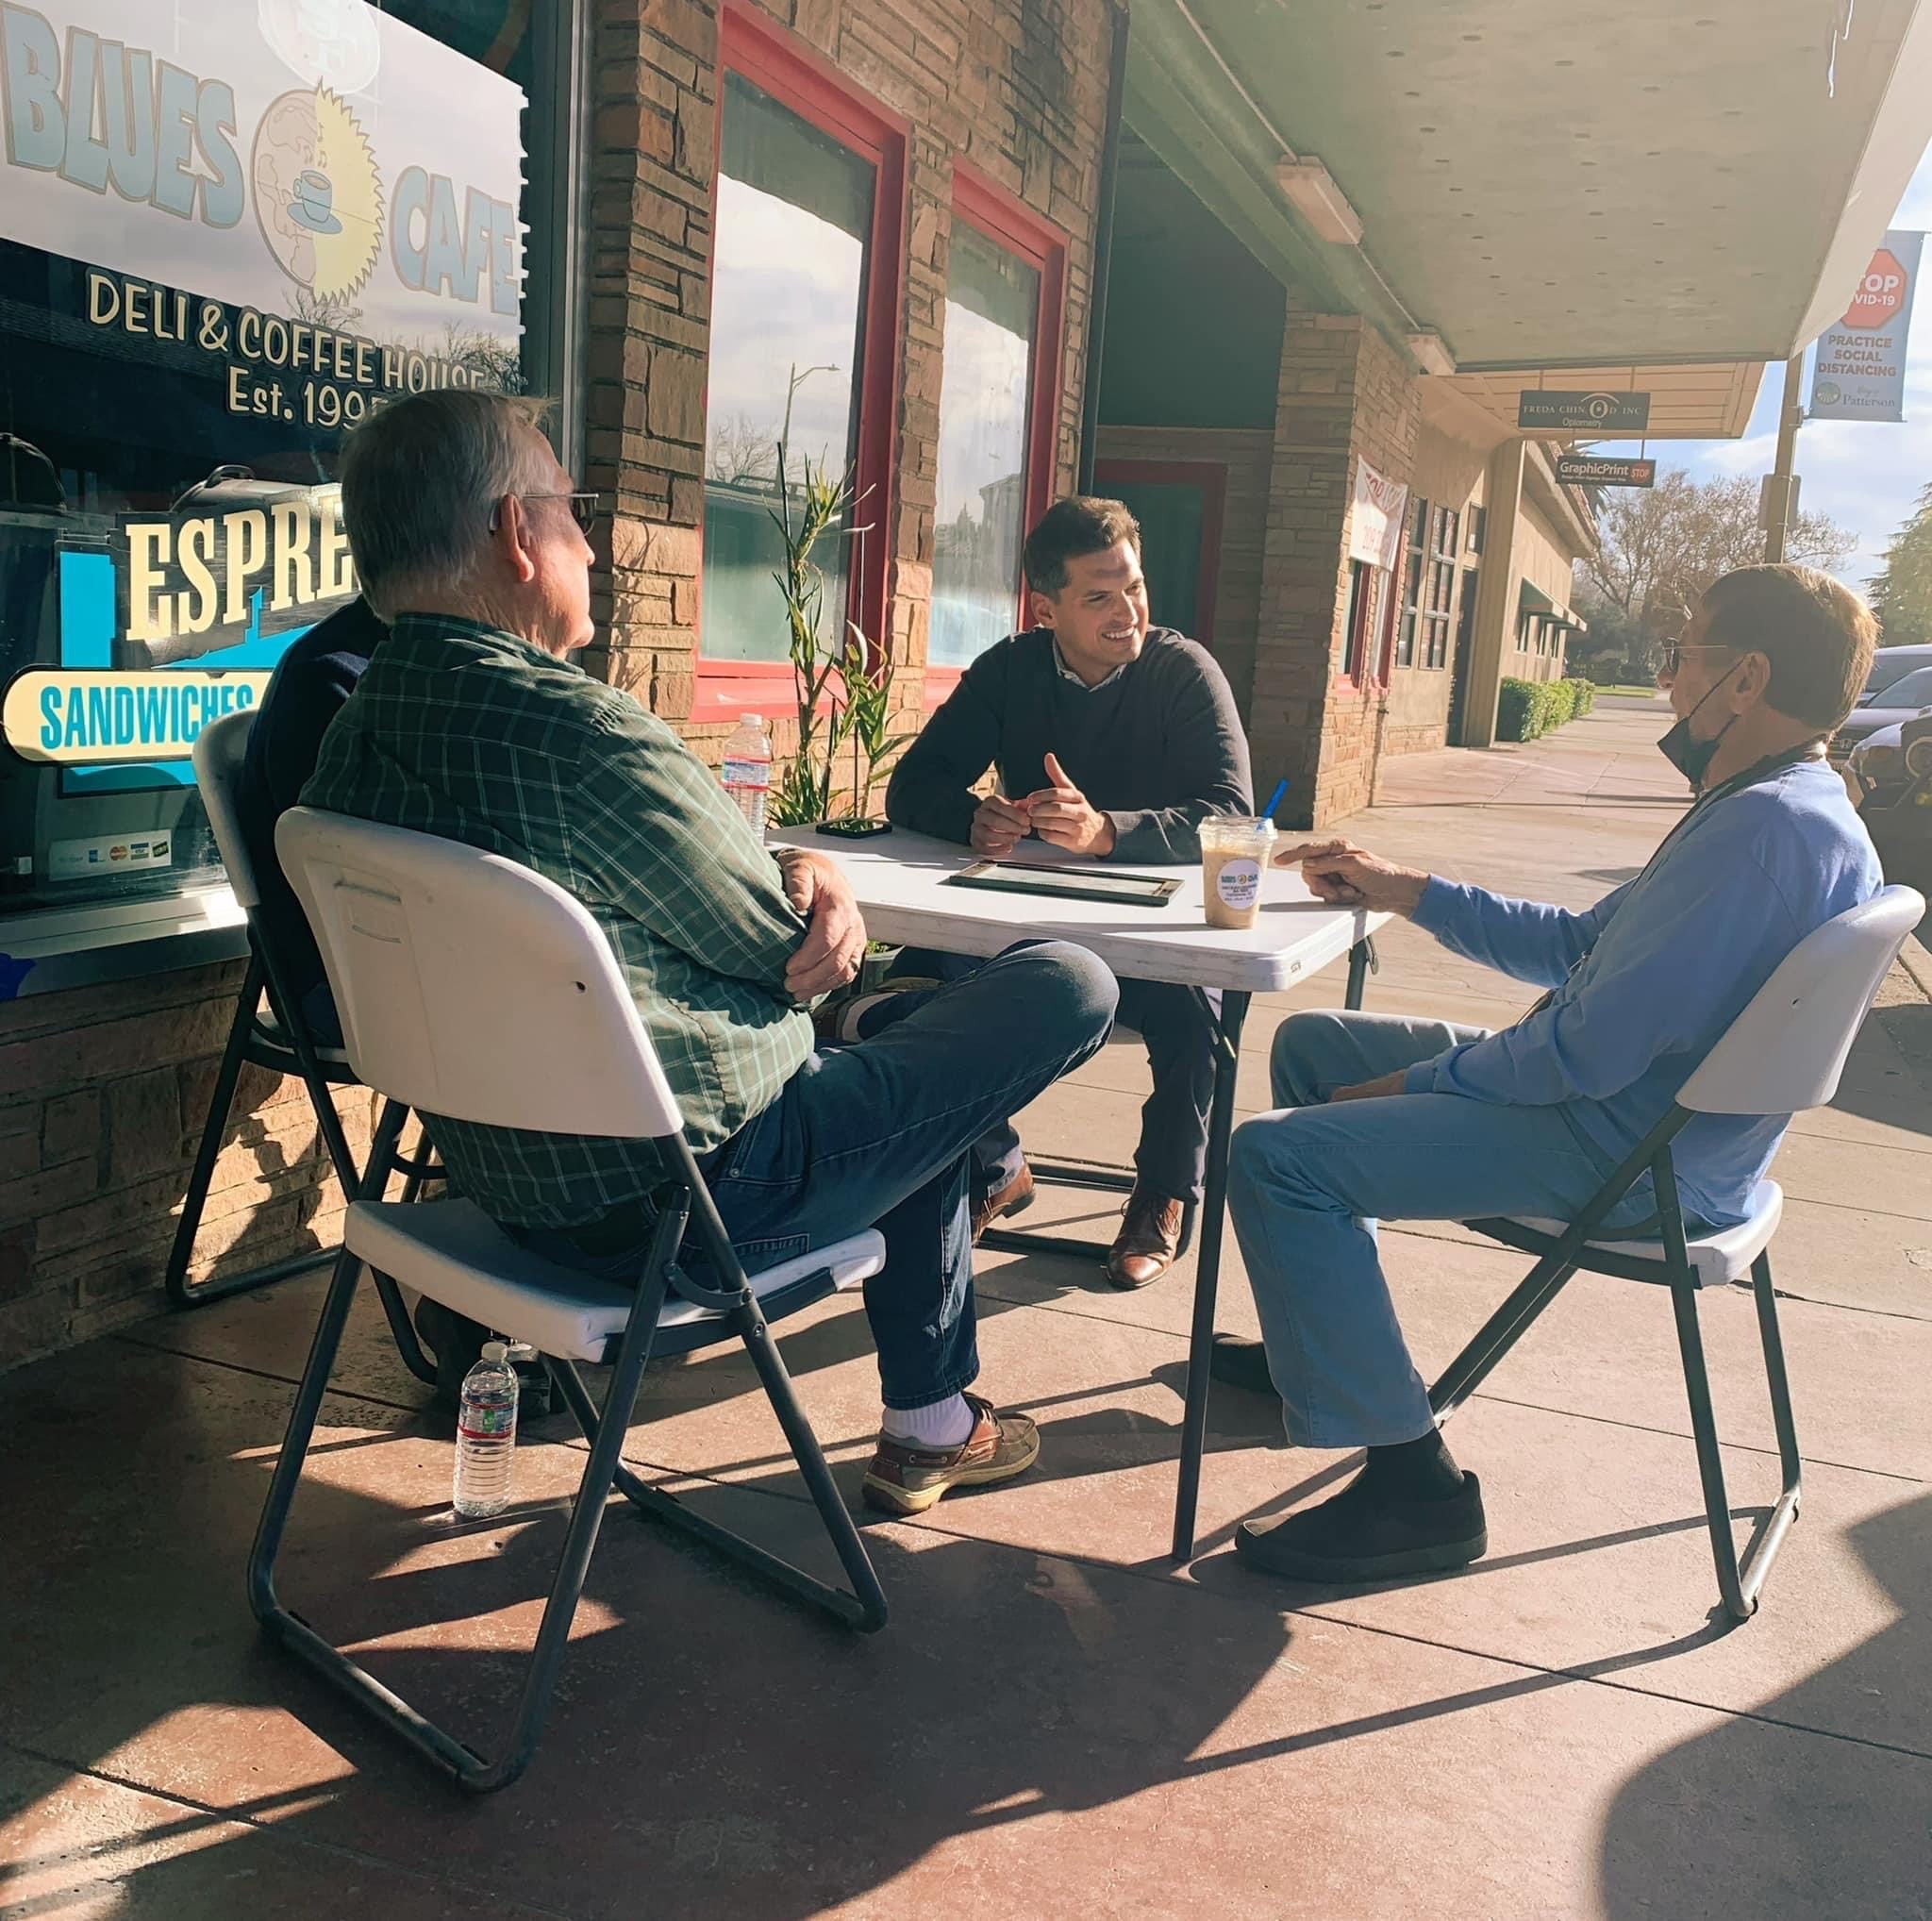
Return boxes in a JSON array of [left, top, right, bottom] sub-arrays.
[[762, 443, 908, 837]]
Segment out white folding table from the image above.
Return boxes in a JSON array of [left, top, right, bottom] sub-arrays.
[[772, 826, 1391, 1558]]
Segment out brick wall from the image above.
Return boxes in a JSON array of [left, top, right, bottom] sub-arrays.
[[584, 0, 1116, 756], [0, 961, 398, 1365], [1248, 310, 1421, 829], [0, 0, 1121, 1376]]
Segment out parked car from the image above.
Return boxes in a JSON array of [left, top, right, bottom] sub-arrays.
[[1853, 709, 1932, 899], [1831, 663, 1932, 760], [1858, 644, 1932, 704]]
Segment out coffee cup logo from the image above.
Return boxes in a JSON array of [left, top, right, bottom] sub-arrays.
[[1216, 859, 1261, 911], [251, 85, 382, 300]]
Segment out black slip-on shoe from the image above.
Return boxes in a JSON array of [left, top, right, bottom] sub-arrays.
[[1208, 1333, 1276, 1395], [1235, 1470, 1488, 1583]]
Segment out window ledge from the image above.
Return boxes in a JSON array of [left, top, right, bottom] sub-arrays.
[[0, 885, 248, 999]]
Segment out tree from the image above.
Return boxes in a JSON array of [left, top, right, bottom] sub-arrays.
[[1574, 469, 1857, 668], [706, 410, 779, 487], [1869, 483, 1932, 649]]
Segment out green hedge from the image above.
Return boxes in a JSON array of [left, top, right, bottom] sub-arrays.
[[1497, 676, 1598, 742]]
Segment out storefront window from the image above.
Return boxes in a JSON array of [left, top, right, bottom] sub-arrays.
[[700, 73, 874, 665], [1396, 496, 1428, 668], [1342, 560, 1375, 681], [0, 0, 540, 912], [1424, 506, 1458, 669], [929, 223, 1040, 667]]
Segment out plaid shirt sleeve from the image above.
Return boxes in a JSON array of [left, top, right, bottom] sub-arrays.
[[574, 704, 808, 991]]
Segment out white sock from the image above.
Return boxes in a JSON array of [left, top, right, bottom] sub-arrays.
[[882, 1393, 975, 1449]]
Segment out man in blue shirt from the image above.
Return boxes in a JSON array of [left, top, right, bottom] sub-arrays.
[[1217, 564, 1882, 1585]]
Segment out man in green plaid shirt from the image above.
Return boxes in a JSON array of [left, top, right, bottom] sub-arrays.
[[303, 391, 1116, 1513]]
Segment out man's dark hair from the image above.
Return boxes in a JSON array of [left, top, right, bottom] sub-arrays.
[[1022, 495, 1141, 595], [1700, 563, 1876, 729]]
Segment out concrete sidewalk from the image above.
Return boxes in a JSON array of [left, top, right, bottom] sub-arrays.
[[3, 697, 1927, 1920]]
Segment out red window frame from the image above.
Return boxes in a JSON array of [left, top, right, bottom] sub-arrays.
[[924, 161, 1067, 705], [1090, 457, 1227, 647], [694, 4, 908, 718]]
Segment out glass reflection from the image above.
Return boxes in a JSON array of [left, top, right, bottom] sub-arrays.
[[701, 75, 873, 663], [930, 221, 1038, 668]]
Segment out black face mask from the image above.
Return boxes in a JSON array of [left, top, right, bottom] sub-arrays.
[[1657, 662, 1743, 790]]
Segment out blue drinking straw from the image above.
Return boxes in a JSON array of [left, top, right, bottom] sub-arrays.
[[1261, 777, 1289, 822]]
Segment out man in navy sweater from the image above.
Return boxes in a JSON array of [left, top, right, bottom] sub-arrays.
[[887, 497, 1253, 1288], [1217, 564, 1881, 1585], [237, 595, 383, 1044]]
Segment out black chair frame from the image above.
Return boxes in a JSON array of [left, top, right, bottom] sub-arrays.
[[248, 1114, 889, 1793], [1435, 1104, 1801, 1623], [165, 913, 439, 1387]]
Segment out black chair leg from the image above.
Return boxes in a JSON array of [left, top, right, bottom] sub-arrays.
[[166, 959, 322, 1307], [1667, 1276, 1753, 1620], [250, 1228, 678, 1793], [351, 1101, 439, 1388], [166, 976, 436, 1387], [1740, 1251, 1804, 1608], [1753, 1252, 1802, 1508], [1429, 1243, 1583, 1421], [549, 1299, 888, 1633]]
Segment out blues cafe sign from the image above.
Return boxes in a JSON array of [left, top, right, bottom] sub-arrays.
[[0, 0, 526, 352]]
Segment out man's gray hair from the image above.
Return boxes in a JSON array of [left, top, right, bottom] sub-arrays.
[[339, 389, 554, 616]]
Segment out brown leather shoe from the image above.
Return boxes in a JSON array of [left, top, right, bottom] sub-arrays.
[[1106, 1186, 1186, 1290], [861, 1394, 1041, 1514], [971, 1161, 1035, 1243]]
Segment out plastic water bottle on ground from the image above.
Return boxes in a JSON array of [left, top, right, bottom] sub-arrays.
[[721, 713, 774, 833], [453, 1340, 519, 1518]]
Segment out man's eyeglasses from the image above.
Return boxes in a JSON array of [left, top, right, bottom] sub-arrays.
[[1660, 642, 1734, 675], [488, 491, 607, 534]]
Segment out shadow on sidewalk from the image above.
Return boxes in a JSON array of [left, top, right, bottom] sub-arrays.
[[1597, 1490, 1932, 1920]]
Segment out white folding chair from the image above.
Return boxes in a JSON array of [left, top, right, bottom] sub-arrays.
[[1436, 884, 1925, 1622], [252, 806, 888, 1793], [168, 711, 436, 1382]]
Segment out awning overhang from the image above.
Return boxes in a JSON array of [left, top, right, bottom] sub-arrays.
[[1519, 580, 1587, 633], [1124, 0, 1932, 431]]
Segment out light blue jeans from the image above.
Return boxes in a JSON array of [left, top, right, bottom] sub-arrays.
[[1227, 1010, 1670, 1449]]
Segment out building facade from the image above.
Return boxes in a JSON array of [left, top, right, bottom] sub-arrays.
[[2, 0, 1922, 1367]]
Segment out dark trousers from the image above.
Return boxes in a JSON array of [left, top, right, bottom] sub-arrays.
[[896, 950, 1217, 1204], [515, 942, 1117, 1409]]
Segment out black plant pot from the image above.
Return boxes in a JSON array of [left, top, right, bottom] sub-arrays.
[[814, 817, 894, 839]]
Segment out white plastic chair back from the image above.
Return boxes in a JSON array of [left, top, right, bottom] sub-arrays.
[[1678, 884, 1924, 1115], [276, 806, 684, 1139], [192, 708, 262, 910]]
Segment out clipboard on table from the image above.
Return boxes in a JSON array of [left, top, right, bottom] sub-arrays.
[[941, 860, 1182, 908]]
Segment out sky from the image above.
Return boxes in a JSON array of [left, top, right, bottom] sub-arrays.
[[1596, 144, 1932, 590]]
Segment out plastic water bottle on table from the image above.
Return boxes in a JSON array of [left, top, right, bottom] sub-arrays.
[[721, 712, 774, 832]]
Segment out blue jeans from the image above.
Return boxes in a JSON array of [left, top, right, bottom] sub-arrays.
[[524, 942, 1117, 1410], [1227, 1010, 1671, 1449], [896, 949, 1218, 1203]]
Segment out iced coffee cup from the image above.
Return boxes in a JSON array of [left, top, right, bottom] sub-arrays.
[[1200, 816, 1275, 930]]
